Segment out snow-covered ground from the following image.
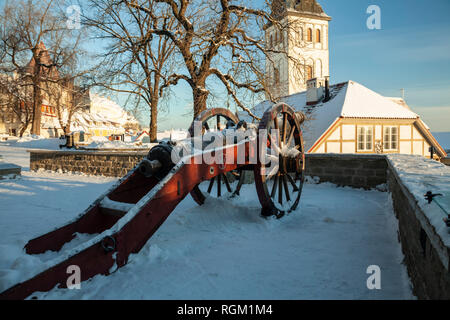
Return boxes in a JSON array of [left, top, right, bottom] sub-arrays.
[[0, 142, 414, 299]]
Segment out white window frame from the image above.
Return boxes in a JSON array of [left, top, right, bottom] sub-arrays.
[[383, 126, 399, 151], [357, 126, 373, 152]]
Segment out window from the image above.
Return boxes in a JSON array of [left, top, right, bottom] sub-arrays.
[[316, 29, 321, 43], [270, 35, 273, 47], [297, 28, 303, 43], [274, 66, 280, 85], [384, 126, 398, 151], [307, 28, 313, 42], [306, 66, 313, 81], [357, 126, 373, 151]]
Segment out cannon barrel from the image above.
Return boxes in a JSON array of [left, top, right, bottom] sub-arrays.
[[139, 159, 163, 177]]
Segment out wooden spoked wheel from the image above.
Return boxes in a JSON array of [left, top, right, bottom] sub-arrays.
[[254, 103, 306, 218], [189, 108, 243, 205]]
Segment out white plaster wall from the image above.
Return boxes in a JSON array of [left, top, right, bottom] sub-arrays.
[[400, 125, 411, 140], [328, 127, 340, 140], [327, 142, 340, 153], [400, 141, 412, 154], [413, 141, 423, 155], [342, 125, 355, 140], [342, 142, 355, 153]]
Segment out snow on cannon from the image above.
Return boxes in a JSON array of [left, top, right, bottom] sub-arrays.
[[0, 103, 306, 300]]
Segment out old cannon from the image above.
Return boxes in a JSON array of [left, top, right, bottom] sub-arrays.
[[0, 103, 306, 300]]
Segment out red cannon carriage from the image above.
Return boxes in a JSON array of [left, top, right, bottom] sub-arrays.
[[0, 103, 306, 300]]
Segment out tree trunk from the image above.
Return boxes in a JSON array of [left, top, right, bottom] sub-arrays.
[[149, 97, 158, 143], [19, 123, 28, 137], [193, 87, 209, 119], [31, 78, 42, 136], [64, 112, 73, 135], [64, 125, 71, 135], [57, 114, 69, 136]]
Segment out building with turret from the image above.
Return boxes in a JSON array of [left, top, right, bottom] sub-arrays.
[[244, 0, 447, 161], [0, 43, 140, 138], [265, 0, 331, 99]]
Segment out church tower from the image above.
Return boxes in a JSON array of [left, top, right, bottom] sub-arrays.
[[265, 0, 331, 99]]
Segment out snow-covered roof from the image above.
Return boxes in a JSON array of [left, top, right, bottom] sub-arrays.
[[341, 82, 418, 119], [89, 93, 139, 126], [54, 92, 141, 133], [386, 97, 412, 111], [246, 80, 420, 151]]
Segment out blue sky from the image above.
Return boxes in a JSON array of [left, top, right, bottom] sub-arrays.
[[149, 0, 450, 132], [4, 0, 449, 132], [323, 0, 450, 132]]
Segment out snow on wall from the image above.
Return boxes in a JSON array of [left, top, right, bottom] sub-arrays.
[[387, 154, 450, 249]]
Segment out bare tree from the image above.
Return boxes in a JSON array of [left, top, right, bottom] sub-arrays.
[[131, 0, 322, 122], [0, 0, 86, 136], [41, 73, 93, 135], [125, 0, 289, 120], [84, 0, 178, 142], [0, 75, 34, 137]]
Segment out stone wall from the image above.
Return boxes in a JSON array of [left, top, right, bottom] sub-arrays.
[[28, 150, 450, 298], [28, 151, 388, 185], [305, 153, 387, 189], [29, 149, 148, 177], [387, 159, 450, 299]]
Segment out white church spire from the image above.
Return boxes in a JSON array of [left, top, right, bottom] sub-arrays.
[[265, 0, 331, 99]]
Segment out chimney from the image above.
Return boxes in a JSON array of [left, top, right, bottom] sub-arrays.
[[306, 77, 325, 105], [324, 76, 330, 102]]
